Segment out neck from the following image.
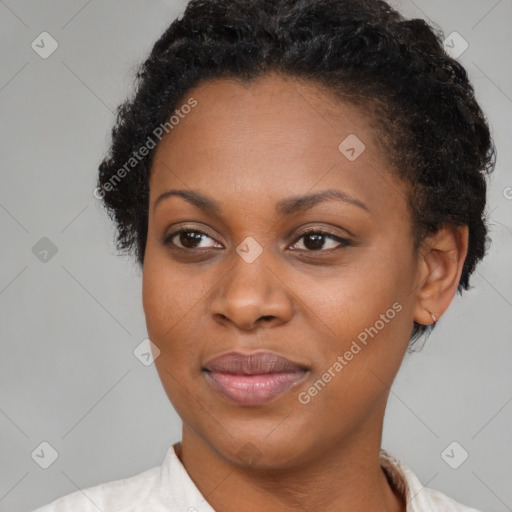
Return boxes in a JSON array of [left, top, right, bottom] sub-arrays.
[[176, 420, 404, 512]]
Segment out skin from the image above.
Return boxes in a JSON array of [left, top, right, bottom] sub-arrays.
[[142, 72, 468, 512]]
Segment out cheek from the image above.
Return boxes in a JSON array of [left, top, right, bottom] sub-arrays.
[[141, 248, 221, 430], [294, 269, 412, 428], [304, 253, 408, 334], [142, 248, 193, 350], [142, 244, 222, 371], [298, 238, 415, 375]]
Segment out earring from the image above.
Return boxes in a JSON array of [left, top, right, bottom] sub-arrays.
[[430, 312, 437, 324]]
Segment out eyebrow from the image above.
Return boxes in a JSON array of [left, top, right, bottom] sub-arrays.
[[153, 188, 370, 215]]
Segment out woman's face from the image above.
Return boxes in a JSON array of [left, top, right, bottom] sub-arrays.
[[143, 73, 421, 468]]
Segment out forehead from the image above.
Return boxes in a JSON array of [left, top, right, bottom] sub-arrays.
[[149, 73, 408, 219], [155, 72, 375, 158]]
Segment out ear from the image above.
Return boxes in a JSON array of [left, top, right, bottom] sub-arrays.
[[413, 225, 469, 325]]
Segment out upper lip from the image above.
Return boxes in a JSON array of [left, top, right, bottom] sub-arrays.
[[203, 351, 308, 375]]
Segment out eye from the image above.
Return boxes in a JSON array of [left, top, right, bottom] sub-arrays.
[[289, 229, 350, 252], [163, 228, 222, 250], [163, 227, 351, 253]]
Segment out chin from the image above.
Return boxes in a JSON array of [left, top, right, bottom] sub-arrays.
[[195, 417, 320, 471]]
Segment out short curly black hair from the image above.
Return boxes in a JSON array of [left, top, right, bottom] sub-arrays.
[[97, 0, 495, 340]]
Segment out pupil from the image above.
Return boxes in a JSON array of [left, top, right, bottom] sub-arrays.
[[181, 231, 202, 248], [305, 233, 324, 250]]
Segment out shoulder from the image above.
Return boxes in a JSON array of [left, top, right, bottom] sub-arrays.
[[30, 443, 213, 512], [380, 449, 482, 512], [30, 465, 161, 512], [420, 486, 482, 512]]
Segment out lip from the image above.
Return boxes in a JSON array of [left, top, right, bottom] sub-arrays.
[[203, 351, 308, 406]]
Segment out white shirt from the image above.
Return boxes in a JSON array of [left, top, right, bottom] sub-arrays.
[[32, 444, 481, 512]]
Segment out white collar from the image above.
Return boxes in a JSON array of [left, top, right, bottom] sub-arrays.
[[147, 444, 479, 512]]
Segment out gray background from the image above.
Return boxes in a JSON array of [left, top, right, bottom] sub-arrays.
[[0, 1, 510, 511]]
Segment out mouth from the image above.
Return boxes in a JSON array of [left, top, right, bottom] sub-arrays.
[[202, 351, 309, 406]]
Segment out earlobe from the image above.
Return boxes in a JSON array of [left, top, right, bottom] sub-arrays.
[[413, 225, 469, 326]]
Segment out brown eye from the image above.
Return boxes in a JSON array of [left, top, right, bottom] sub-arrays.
[[164, 229, 221, 250], [290, 230, 350, 252]]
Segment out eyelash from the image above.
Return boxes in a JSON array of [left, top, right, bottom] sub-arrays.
[[162, 227, 351, 253]]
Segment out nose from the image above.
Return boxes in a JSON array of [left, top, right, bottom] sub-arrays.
[[209, 252, 294, 331]]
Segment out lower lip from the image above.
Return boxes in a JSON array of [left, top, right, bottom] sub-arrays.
[[204, 370, 307, 406]]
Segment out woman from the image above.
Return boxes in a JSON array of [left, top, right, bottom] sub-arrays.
[[34, 0, 495, 510]]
